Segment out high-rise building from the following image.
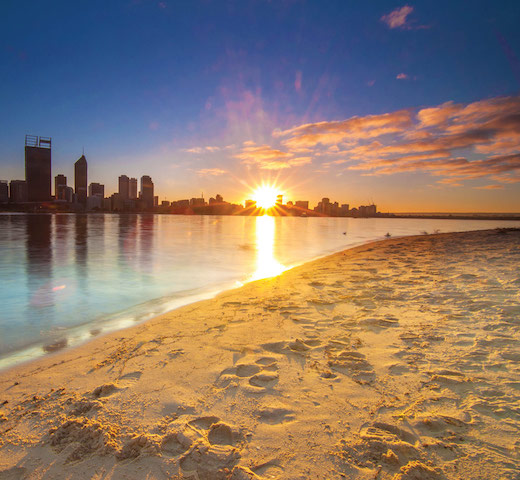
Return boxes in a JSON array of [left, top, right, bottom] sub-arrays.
[[129, 178, 138, 199], [320, 197, 331, 215], [0, 181, 8, 203], [55, 174, 67, 200], [74, 155, 88, 205], [86, 195, 103, 211], [64, 186, 74, 203], [9, 180, 28, 203], [88, 182, 104, 197], [190, 197, 205, 207], [25, 135, 51, 202], [140, 175, 154, 209], [295, 201, 309, 210], [119, 175, 129, 199], [276, 194, 283, 206]]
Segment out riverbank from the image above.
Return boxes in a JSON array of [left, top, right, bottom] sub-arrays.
[[1, 229, 519, 479]]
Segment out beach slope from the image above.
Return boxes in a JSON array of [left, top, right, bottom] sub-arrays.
[[0, 229, 519, 479]]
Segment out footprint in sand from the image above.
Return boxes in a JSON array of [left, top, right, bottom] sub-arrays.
[[215, 357, 280, 393], [118, 371, 143, 387], [174, 415, 246, 479], [260, 339, 322, 356], [358, 315, 399, 329], [256, 405, 295, 424], [248, 372, 279, 389], [91, 371, 143, 398], [0, 467, 26, 480], [336, 421, 444, 479], [327, 349, 375, 383], [91, 383, 121, 398], [426, 369, 471, 390]]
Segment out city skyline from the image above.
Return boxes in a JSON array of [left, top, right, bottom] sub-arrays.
[[3, 138, 382, 217], [1, 2, 520, 212]]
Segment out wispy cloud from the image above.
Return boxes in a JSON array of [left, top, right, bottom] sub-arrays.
[[437, 178, 463, 187], [396, 73, 408, 80], [183, 146, 221, 154], [197, 168, 227, 176], [295, 71, 302, 92], [270, 95, 520, 184], [381, 5, 414, 29], [275, 110, 413, 150], [182, 147, 202, 154], [474, 184, 504, 190], [234, 144, 312, 170]]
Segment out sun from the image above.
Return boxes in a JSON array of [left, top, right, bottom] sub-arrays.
[[253, 185, 279, 210]]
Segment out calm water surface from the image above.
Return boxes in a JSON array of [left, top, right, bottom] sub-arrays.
[[0, 213, 518, 368]]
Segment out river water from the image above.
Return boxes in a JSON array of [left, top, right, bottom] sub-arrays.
[[0, 213, 518, 369]]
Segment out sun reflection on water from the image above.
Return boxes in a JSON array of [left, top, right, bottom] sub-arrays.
[[251, 215, 287, 280]]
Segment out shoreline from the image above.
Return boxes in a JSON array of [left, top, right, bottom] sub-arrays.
[[1, 228, 519, 479], [0, 233, 382, 374], [2, 210, 520, 221]]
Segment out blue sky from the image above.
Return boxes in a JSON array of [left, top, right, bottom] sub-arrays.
[[1, 1, 519, 211]]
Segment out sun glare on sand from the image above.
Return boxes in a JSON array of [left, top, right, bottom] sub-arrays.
[[253, 185, 279, 210]]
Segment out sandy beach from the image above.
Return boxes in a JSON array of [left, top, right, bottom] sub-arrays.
[[0, 229, 519, 480]]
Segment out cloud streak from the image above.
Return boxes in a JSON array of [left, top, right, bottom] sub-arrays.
[[273, 95, 520, 184], [381, 5, 414, 29], [234, 144, 312, 170], [197, 168, 227, 176]]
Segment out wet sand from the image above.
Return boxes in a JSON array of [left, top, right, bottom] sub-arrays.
[[0, 229, 519, 479]]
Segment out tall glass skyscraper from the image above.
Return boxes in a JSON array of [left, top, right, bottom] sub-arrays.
[[74, 155, 88, 205], [25, 135, 51, 202]]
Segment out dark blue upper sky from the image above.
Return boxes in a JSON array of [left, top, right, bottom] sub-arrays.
[[1, 1, 519, 210]]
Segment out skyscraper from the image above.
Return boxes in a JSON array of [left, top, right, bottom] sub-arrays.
[[25, 135, 51, 202], [119, 175, 129, 199], [0, 181, 8, 203], [88, 182, 104, 197], [129, 178, 138, 199], [9, 180, 28, 203], [74, 155, 88, 205], [54, 174, 67, 200], [140, 175, 154, 209]]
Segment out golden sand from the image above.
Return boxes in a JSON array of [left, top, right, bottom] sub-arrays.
[[0, 229, 519, 479]]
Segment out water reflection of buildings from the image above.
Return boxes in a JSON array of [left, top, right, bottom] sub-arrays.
[[139, 215, 155, 274], [119, 214, 138, 268], [26, 214, 53, 283], [252, 215, 286, 280], [75, 214, 88, 266], [25, 215, 55, 329]]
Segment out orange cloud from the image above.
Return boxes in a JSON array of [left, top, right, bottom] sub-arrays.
[[491, 174, 520, 184], [381, 5, 414, 29], [234, 144, 313, 170], [437, 178, 464, 187], [277, 110, 413, 149], [197, 168, 227, 176], [273, 95, 520, 183], [417, 101, 462, 127], [474, 184, 504, 190]]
